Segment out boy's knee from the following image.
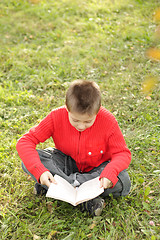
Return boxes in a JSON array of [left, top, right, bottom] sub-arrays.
[[118, 170, 131, 196], [21, 162, 37, 182], [101, 170, 131, 198], [22, 162, 28, 173]]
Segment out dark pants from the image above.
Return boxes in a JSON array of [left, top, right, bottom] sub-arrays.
[[22, 148, 131, 198]]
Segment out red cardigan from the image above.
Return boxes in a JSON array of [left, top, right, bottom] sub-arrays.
[[16, 106, 131, 187]]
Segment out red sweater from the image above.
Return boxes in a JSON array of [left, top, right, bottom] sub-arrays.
[[16, 106, 131, 187]]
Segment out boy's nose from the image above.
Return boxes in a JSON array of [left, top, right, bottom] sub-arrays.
[[77, 123, 85, 130]]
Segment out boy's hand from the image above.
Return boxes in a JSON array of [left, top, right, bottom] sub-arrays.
[[40, 171, 57, 188], [100, 177, 113, 189]]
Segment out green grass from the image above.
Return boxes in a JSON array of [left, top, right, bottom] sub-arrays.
[[0, 0, 160, 239]]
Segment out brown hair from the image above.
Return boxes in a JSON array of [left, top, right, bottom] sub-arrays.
[[66, 80, 101, 115]]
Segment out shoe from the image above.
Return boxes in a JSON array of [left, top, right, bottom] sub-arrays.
[[33, 183, 47, 196], [80, 196, 105, 216]]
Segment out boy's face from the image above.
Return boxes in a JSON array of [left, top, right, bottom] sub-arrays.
[[68, 111, 97, 132]]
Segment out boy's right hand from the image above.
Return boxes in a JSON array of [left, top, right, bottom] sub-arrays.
[[40, 171, 57, 188]]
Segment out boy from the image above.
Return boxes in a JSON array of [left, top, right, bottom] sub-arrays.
[[16, 80, 131, 216]]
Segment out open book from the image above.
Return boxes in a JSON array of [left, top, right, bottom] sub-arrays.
[[46, 175, 104, 206]]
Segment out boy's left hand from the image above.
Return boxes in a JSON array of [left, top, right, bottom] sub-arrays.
[[100, 177, 113, 189]]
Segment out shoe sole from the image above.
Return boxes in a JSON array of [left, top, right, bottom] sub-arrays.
[[33, 187, 37, 195], [94, 199, 105, 216]]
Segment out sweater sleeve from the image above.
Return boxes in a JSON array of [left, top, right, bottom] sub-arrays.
[[100, 120, 131, 187], [16, 111, 54, 182]]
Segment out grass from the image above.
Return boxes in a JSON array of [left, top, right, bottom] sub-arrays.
[[0, 0, 160, 239]]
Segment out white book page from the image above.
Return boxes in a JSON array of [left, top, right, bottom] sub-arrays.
[[76, 177, 104, 205], [46, 175, 76, 205]]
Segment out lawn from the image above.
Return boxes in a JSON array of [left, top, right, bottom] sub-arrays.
[[0, 0, 160, 239]]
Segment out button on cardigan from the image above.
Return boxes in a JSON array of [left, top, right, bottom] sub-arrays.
[[16, 106, 131, 187]]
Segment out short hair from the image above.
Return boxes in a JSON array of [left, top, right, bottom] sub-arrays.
[[66, 80, 101, 115]]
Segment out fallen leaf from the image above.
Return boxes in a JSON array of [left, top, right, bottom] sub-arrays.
[[154, 8, 160, 22], [144, 209, 151, 215], [86, 233, 93, 238], [135, 147, 140, 150], [148, 148, 154, 151], [93, 58, 99, 63], [46, 202, 53, 213], [112, 221, 116, 227], [47, 230, 57, 239], [90, 221, 96, 229], [146, 96, 152, 100], [141, 77, 158, 94], [149, 190, 154, 194], [27, 175, 33, 181], [36, 119, 41, 124], [33, 234, 41, 240], [146, 48, 160, 61]]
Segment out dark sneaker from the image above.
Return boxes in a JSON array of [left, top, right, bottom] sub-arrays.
[[33, 183, 47, 196], [80, 197, 105, 216]]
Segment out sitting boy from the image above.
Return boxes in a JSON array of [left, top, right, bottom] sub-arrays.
[[16, 80, 131, 216]]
